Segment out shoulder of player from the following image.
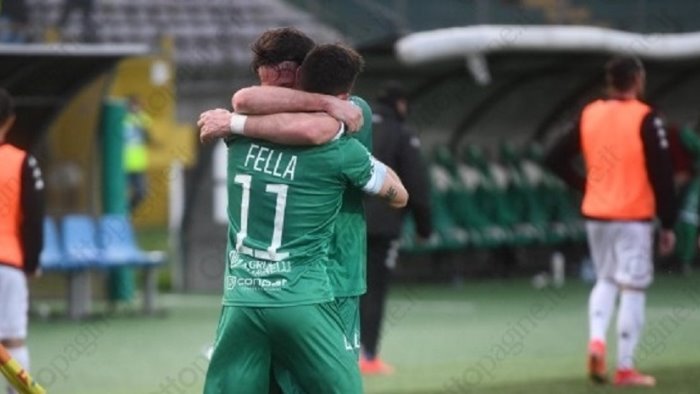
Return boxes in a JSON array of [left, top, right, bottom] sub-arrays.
[[637, 101, 662, 124], [0, 144, 29, 167], [331, 136, 368, 158], [335, 134, 366, 147], [0, 143, 27, 156], [349, 95, 372, 113]]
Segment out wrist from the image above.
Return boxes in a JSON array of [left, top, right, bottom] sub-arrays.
[[229, 113, 248, 135], [319, 94, 337, 114]]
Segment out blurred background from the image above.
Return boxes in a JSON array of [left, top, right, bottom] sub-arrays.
[[2, 0, 700, 393]]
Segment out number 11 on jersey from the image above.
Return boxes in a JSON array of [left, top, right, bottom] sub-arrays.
[[234, 174, 290, 261]]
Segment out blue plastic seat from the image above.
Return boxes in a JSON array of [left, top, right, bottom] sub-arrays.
[[61, 214, 101, 268], [98, 214, 164, 266], [40, 217, 65, 270]]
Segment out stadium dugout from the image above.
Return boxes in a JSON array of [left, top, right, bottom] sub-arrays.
[[383, 26, 700, 148], [341, 26, 700, 277], [183, 23, 700, 289], [0, 43, 147, 149], [0, 43, 177, 319]]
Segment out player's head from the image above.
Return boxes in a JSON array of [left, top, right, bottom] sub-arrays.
[[605, 56, 645, 97], [0, 88, 16, 143], [250, 27, 315, 88], [377, 80, 409, 120], [299, 44, 364, 99]]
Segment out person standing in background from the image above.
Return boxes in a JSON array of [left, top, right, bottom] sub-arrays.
[[123, 96, 153, 212], [0, 88, 45, 394], [669, 118, 700, 274], [361, 81, 433, 374], [545, 57, 676, 387]]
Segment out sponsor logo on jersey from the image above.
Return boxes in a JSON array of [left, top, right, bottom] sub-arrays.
[[230, 252, 292, 277], [228, 250, 244, 270], [225, 275, 288, 291]]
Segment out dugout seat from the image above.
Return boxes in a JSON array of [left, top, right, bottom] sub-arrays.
[[98, 214, 165, 314], [498, 142, 549, 246], [523, 143, 585, 243], [40, 214, 166, 318], [455, 145, 513, 248], [399, 142, 587, 255], [39, 217, 64, 270], [98, 214, 166, 267], [428, 146, 470, 250], [61, 214, 101, 268], [52, 215, 98, 319], [452, 158, 498, 248]]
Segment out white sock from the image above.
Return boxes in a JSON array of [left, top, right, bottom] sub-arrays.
[[6, 346, 29, 394], [588, 280, 619, 342], [617, 290, 645, 370], [8, 345, 29, 371]]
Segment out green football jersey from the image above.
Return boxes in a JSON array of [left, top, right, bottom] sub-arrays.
[[327, 96, 373, 297], [223, 134, 380, 307]]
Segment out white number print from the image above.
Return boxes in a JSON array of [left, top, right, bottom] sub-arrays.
[[265, 184, 289, 260], [233, 174, 251, 251], [234, 175, 290, 261]]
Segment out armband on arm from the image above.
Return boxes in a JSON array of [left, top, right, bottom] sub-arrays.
[[362, 158, 388, 195]]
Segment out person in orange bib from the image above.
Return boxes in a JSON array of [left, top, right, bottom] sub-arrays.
[[0, 89, 45, 394], [545, 57, 676, 387]]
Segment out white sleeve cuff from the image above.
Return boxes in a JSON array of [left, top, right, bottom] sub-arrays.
[[332, 122, 346, 141], [362, 158, 387, 195]]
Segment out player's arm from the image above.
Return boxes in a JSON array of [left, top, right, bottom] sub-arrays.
[[244, 112, 344, 145], [543, 119, 586, 192], [376, 163, 409, 209], [641, 112, 676, 230], [357, 157, 408, 209], [242, 111, 345, 145], [199, 109, 344, 146], [20, 155, 44, 276], [641, 112, 676, 255], [342, 139, 408, 208], [232, 86, 363, 131]]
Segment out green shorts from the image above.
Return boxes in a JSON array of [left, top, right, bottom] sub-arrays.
[[335, 296, 361, 358], [274, 296, 361, 393], [204, 302, 362, 394]]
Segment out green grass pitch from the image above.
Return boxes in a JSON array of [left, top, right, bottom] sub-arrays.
[[24, 274, 700, 393]]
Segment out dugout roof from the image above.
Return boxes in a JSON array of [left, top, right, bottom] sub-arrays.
[[353, 26, 700, 152], [0, 44, 149, 150]]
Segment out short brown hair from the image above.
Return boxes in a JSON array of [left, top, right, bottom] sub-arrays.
[[250, 27, 315, 71], [0, 88, 15, 124], [299, 44, 364, 96], [606, 56, 644, 92]]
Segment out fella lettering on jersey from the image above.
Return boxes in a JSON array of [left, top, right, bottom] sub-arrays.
[[243, 144, 298, 181]]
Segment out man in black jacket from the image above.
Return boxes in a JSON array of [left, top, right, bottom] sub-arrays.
[[360, 82, 432, 374]]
